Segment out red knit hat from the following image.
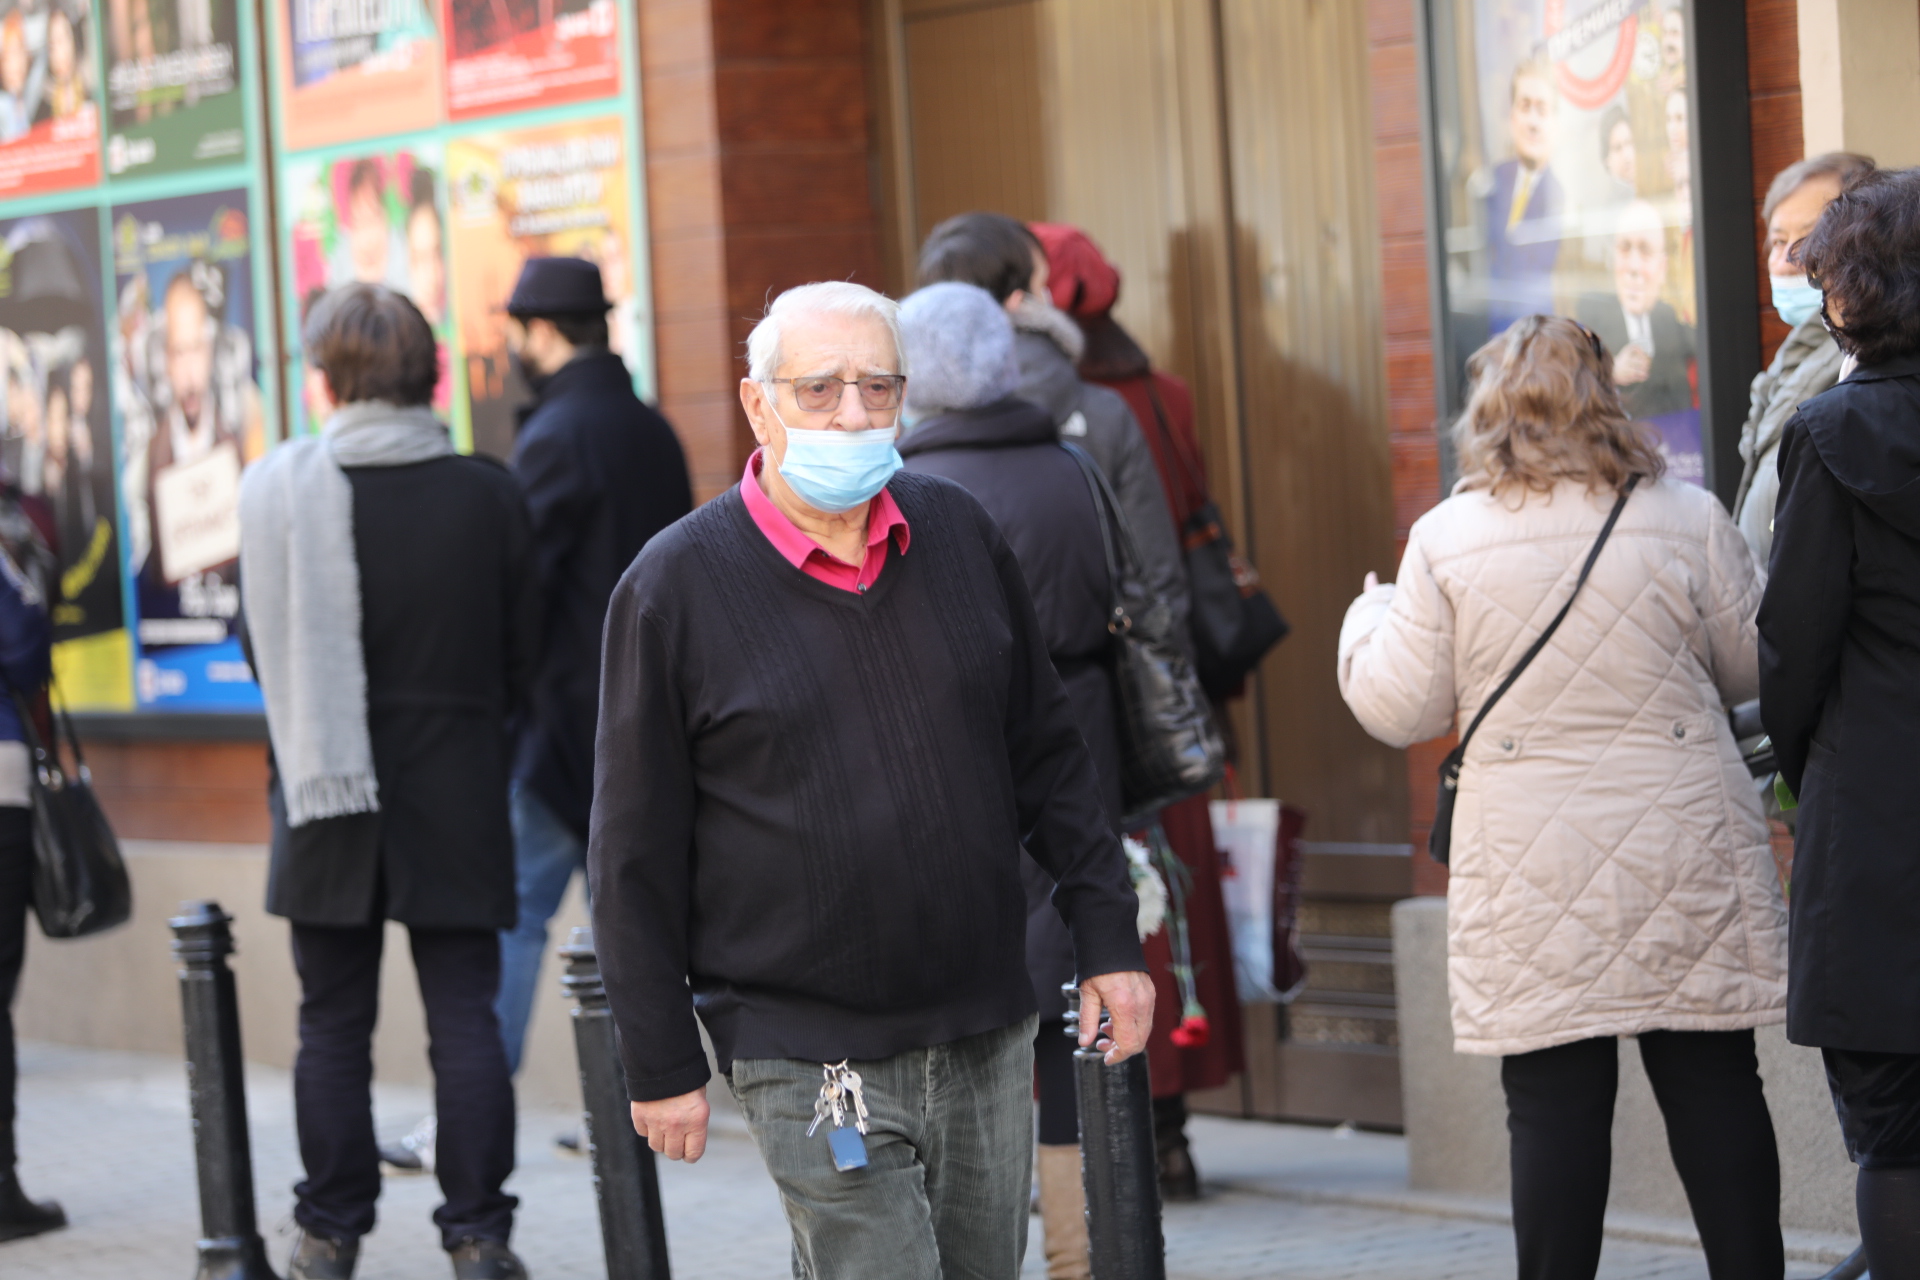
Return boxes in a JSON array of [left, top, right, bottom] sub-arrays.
[[1029, 222, 1120, 319]]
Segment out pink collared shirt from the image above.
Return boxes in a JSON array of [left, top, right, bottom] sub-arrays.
[[739, 449, 910, 593]]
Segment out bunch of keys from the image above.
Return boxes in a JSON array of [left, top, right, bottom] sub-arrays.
[[805, 1060, 871, 1172]]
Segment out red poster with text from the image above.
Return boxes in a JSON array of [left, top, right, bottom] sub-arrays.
[[443, 0, 617, 120]]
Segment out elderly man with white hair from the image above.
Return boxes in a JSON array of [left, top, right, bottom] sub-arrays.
[[587, 280, 1152, 1278]]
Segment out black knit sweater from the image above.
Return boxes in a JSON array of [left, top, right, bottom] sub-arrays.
[[587, 471, 1144, 1102]]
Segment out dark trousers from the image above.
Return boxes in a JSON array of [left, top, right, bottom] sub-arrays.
[[1501, 1030, 1783, 1280], [290, 922, 517, 1249], [1034, 1017, 1078, 1145], [0, 807, 30, 1177]]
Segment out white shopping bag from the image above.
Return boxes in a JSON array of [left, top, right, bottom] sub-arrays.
[[1211, 797, 1281, 1002]]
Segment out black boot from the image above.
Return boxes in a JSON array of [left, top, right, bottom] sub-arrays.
[[0, 1173, 66, 1243], [1152, 1094, 1201, 1202]]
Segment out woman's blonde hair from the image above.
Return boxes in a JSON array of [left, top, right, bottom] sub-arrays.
[[1453, 314, 1665, 496]]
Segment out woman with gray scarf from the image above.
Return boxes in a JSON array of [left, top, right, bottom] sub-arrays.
[[239, 284, 539, 1280], [1733, 152, 1874, 564]]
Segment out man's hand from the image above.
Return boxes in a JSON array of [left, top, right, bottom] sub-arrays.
[[1614, 342, 1653, 386], [630, 1086, 710, 1163], [1078, 970, 1156, 1064]]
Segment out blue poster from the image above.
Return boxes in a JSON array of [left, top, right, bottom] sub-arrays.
[[109, 187, 266, 709]]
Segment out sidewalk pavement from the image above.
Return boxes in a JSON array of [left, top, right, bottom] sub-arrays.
[[7, 1040, 1849, 1279]]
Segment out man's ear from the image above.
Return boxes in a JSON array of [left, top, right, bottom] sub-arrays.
[[1002, 288, 1028, 316], [739, 378, 773, 449]]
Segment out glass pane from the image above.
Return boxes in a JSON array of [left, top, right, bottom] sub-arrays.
[[1429, 0, 1703, 487]]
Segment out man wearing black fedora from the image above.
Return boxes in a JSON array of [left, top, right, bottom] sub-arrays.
[[493, 257, 692, 1078]]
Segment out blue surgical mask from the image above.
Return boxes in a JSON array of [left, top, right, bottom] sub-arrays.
[[1770, 275, 1823, 328], [772, 412, 903, 513]]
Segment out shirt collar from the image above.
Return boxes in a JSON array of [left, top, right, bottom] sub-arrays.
[[740, 449, 910, 569]]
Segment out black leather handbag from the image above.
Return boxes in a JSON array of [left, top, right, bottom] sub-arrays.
[[1430, 476, 1637, 866], [13, 689, 130, 938], [1138, 383, 1289, 699], [1064, 443, 1226, 825]]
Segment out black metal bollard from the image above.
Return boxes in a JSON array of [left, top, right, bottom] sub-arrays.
[[560, 926, 672, 1280], [1063, 984, 1166, 1280], [170, 900, 280, 1280]]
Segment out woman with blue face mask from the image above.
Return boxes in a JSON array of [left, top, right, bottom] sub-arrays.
[[1733, 152, 1875, 565]]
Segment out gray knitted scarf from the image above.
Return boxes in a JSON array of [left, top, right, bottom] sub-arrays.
[[238, 402, 454, 826]]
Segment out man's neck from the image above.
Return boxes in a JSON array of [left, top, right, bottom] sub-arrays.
[[756, 453, 870, 566]]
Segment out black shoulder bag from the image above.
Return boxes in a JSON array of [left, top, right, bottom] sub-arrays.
[[14, 686, 130, 938], [1063, 442, 1226, 826], [1138, 382, 1289, 699], [1430, 475, 1638, 866]]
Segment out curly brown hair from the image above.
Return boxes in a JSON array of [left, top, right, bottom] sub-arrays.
[[1453, 315, 1666, 497]]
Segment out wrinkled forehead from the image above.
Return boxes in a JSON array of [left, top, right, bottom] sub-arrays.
[[776, 309, 900, 379]]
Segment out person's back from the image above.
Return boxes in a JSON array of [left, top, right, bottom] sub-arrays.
[[1339, 315, 1785, 1280], [239, 284, 536, 1280], [510, 349, 690, 835], [346, 451, 533, 920], [1760, 165, 1920, 1274], [489, 258, 693, 1087]]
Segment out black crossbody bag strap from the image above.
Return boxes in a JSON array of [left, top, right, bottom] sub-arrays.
[[1430, 474, 1639, 865]]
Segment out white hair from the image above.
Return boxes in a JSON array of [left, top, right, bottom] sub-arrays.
[[745, 281, 905, 383]]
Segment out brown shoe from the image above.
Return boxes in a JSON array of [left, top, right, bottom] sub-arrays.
[[449, 1236, 529, 1280]]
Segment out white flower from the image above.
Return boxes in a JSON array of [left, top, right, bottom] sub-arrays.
[[1123, 834, 1167, 940]]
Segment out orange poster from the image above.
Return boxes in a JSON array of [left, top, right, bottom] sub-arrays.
[[443, 0, 617, 121], [277, 0, 442, 151], [446, 115, 637, 459]]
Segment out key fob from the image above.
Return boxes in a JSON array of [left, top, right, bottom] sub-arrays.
[[828, 1126, 868, 1172]]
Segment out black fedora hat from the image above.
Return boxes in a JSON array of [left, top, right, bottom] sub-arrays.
[[505, 256, 611, 317]]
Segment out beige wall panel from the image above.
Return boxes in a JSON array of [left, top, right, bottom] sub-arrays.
[[1218, 0, 1406, 840], [903, 2, 1050, 244], [1038, 0, 1260, 778]]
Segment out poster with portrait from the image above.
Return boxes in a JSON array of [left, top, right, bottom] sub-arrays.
[[1425, 0, 1704, 485], [283, 143, 455, 434], [0, 0, 101, 198], [276, 0, 442, 152], [104, 0, 247, 177], [110, 189, 266, 711], [446, 117, 636, 459], [0, 206, 130, 708], [443, 0, 616, 121]]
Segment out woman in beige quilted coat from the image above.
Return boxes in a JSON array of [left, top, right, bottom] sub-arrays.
[[1339, 316, 1787, 1280]]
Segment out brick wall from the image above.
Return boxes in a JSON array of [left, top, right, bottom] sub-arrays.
[[640, 0, 888, 502]]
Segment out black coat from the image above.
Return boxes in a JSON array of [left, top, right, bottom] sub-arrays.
[[900, 397, 1122, 1020], [510, 352, 691, 839], [263, 455, 540, 930], [1575, 294, 1696, 420], [1759, 353, 1920, 1053]]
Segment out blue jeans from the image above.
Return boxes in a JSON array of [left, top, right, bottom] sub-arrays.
[[494, 784, 587, 1075]]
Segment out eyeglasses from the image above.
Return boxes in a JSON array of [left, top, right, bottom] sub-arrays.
[[769, 374, 906, 413]]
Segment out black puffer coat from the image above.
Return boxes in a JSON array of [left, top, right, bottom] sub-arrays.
[[900, 396, 1122, 1019], [1760, 353, 1920, 1054]]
